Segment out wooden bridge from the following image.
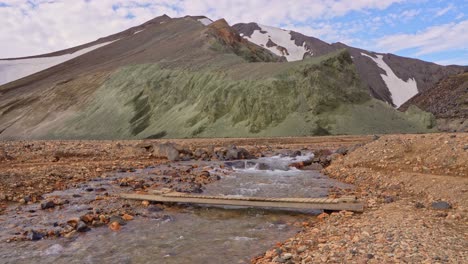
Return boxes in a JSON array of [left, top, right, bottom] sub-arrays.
[[119, 190, 364, 212]]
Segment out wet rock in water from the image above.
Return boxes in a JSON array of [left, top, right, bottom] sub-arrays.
[[225, 145, 253, 160], [147, 205, 163, 212], [224, 160, 246, 169], [27, 230, 44, 241], [373, 134, 380, 140], [76, 221, 90, 232], [291, 150, 302, 157], [431, 201, 452, 210], [109, 221, 121, 231], [152, 143, 180, 161], [161, 214, 174, 222], [256, 162, 271, 170], [109, 215, 127, 226], [41, 201, 56, 210], [226, 146, 240, 160]]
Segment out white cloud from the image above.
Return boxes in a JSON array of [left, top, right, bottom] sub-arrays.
[[0, 0, 404, 58], [434, 4, 454, 17], [374, 20, 468, 56]]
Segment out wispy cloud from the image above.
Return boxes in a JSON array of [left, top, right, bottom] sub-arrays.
[[0, 0, 466, 65], [374, 20, 468, 56], [434, 4, 454, 17], [0, 0, 405, 58]]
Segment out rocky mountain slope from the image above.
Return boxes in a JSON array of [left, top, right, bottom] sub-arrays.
[[399, 72, 468, 132], [233, 23, 467, 107], [0, 16, 437, 139]]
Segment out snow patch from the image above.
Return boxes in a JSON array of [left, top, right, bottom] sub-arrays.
[[133, 29, 144, 34], [242, 24, 311, 61], [0, 40, 116, 86], [361, 53, 418, 107], [198, 18, 213, 26]]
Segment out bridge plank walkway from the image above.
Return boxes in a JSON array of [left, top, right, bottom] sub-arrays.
[[119, 191, 364, 212]]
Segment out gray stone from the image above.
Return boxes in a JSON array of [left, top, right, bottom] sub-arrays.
[[41, 201, 56, 210], [152, 143, 180, 161], [27, 230, 44, 241], [76, 221, 90, 232], [335, 146, 348, 155], [282, 253, 293, 260], [256, 162, 271, 170], [431, 201, 452, 210]]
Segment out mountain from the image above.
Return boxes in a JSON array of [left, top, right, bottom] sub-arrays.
[[0, 16, 439, 139], [233, 23, 467, 107], [399, 72, 468, 132]]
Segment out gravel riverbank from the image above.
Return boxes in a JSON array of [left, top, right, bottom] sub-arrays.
[[253, 133, 467, 263]]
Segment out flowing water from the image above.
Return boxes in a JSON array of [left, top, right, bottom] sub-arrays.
[[0, 154, 353, 263]]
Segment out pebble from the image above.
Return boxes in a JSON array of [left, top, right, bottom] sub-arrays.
[[122, 214, 134, 221], [282, 253, 293, 260]]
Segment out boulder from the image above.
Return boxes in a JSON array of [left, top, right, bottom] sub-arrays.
[[152, 143, 180, 161], [136, 142, 154, 152], [225, 145, 254, 160]]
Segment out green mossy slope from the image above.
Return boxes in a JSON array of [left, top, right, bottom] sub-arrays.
[[46, 51, 436, 139]]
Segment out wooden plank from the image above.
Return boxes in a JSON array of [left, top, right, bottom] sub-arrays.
[[119, 193, 364, 212]]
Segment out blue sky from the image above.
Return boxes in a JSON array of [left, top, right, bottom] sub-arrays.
[[0, 0, 466, 65]]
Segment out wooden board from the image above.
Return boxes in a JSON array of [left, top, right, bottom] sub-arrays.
[[119, 192, 364, 212]]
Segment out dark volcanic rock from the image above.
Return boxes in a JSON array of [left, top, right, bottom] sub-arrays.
[[76, 221, 90, 232], [400, 73, 468, 132], [41, 201, 56, 210], [431, 201, 452, 210], [27, 230, 44, 241]]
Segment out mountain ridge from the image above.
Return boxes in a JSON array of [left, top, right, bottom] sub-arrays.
[[0, 15, 450, 139], [233, 22, 467, 107]]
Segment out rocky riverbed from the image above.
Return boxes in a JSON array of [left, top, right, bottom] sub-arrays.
[[0, 136, 371, 263], [4, 134, 465, 263]]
